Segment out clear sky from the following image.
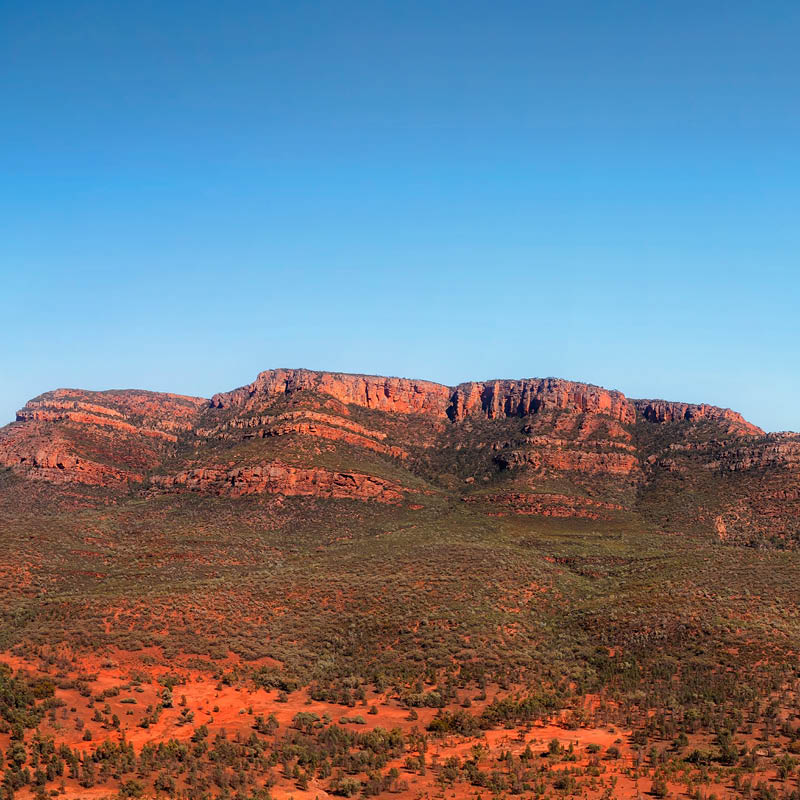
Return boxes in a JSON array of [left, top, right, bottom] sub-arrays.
[[1, 1, 798, 432]]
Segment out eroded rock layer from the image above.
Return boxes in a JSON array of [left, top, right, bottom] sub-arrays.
[[149, 462, 407, 502], [0, 389, 206, 486]]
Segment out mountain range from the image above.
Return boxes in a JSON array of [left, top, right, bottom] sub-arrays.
[[2, 367, 798, 548]]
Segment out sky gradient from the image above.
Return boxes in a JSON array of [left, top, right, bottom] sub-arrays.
[[2, 1, 799, 431]]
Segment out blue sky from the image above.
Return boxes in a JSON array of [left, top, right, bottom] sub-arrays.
[[1, 1, 798, 431]]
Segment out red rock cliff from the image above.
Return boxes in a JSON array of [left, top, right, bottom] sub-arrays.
[[450, 378, 636, 423], [212, 370, 640, 424], [210, 369, 452, 416]]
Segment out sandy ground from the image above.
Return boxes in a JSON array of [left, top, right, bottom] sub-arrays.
[[2, 648, 792, 800]]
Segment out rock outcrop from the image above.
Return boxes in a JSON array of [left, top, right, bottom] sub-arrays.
[[20, 388, 206, 434], [0, 426, 143, 486], [0, 389, 206, 486], [494, 447, 641, 477], [149, 462, 407, 502], [633, 399, 763, 436], [197, 410, 409, 458]]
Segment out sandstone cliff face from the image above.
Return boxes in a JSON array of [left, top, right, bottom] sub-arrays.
[[450, 379, 636, 423], [210, 369, 452, 417], [211, 370, 642, 425]]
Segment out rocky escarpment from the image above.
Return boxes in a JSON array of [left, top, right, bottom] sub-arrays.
[[211, 369, 762, 431], [211, 369, 452, 417], [212, 369, 640, 425]]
